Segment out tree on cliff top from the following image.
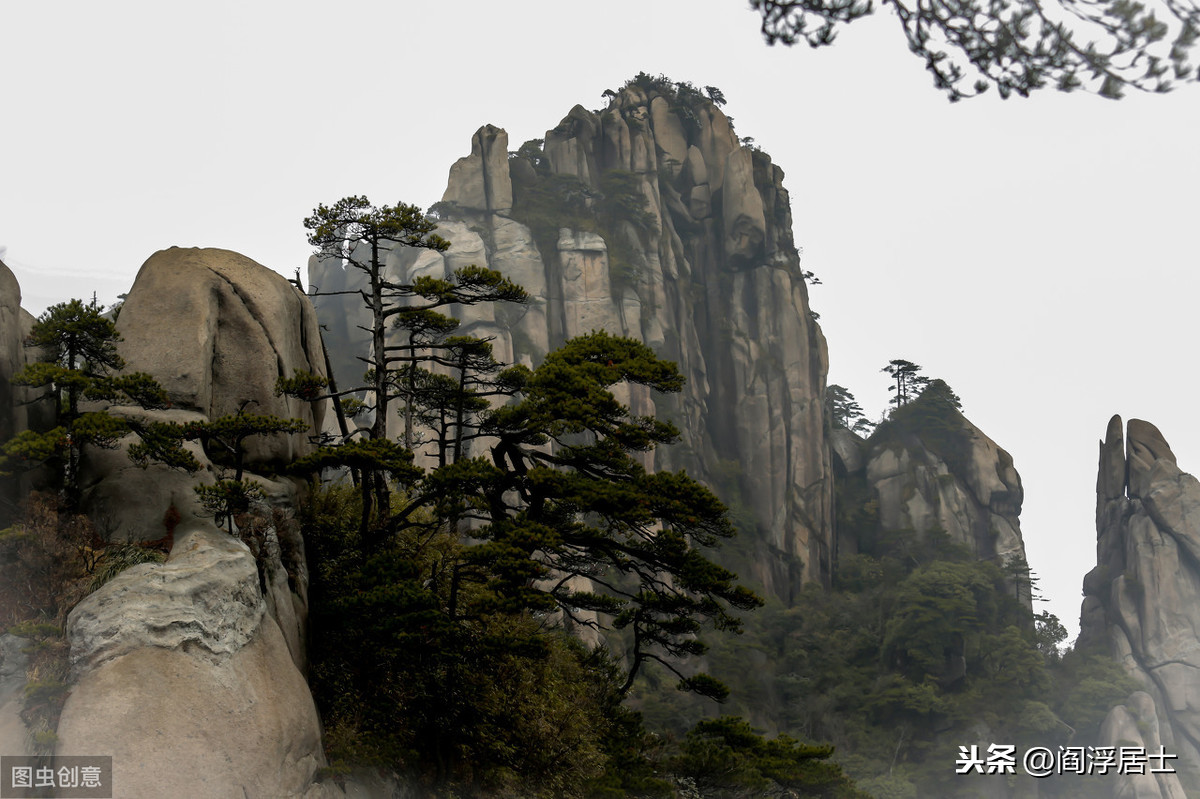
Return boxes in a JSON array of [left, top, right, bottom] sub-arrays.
[[752, 0, 1199, 99], [882, 358, 930, 409], [302, 196, 528, 542]]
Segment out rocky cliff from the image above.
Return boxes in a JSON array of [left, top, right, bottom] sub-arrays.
[[1078, 416, 1200, 797], [0, 258, 43, 522], [832, 396, 1029, 577], [0, 259, 24, 446], [80, 247, 329, 541], [36, 251, 339, 798], [310, 77, 833, 597]]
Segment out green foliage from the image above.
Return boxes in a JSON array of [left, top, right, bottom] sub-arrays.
[[751, 0, 1198, 100], [274, 369, 328, 401], [194, 479, 265, 532], [670, 716, 870, 798], [84, 372, 172, 409], [303, 485, 617, 797], [1, 299, 182, 506], [181, 407, 309, 480], [1050, 643, 1139, 745], [507, 148, 656, 289], [301, 331, 772, 795], [826, 384, 872, 434], [880, 359, 929, 410], [304, 197, 529, 541], [304, 196, 449, 255], [869, 377, 973, 478], [634, 511, 1101, 797], [293, 438, 421, 485], [24, 298, 123, 380], [87, 542, 166, 592]]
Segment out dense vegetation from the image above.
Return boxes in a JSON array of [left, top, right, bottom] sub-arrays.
[[631, 380, 1139, 798], [0, 195, 1145, 797], [289, 198, 882, 796]]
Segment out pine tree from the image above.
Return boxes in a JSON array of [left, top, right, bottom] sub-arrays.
[[881, 359, 930, 410], [751, 0, 1199, 100], [300, 197, 527, 544], [1, 298, 174, 507]]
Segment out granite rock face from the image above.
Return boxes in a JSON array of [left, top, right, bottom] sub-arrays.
[[1079, 416, 1198, 797], [860, 410, 1027, 569], [310, 81, 833, 595], [0, 259, 25, 444], [0, 634, 32, 757], [49, 250, 337, 796], [116, 247, 327, 467], [0, 259, 27, 520], [56, 523, 328, 798], [82, 248, 331, 540]]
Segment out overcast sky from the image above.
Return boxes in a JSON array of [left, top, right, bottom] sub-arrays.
[[2, 1, 1197, 641]]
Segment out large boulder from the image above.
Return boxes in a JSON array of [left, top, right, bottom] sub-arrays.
[[56, 522, 328, 798], [441, 123, 514, 214], [116, 247, 327, 468], [1079, 416, 1200, 797], [861, 407, 1027, 574], [81, 248, 331, 543]]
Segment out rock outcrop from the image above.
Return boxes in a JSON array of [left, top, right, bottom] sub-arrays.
[[53, 250, 337, 797], [0, 258, 24, 444], [310, 79, 833, 596], [56, 521, 330, 798], [0, 634, 32, 757], [0, 259, 42, 520], [116, 247, 327, 466], [858, 410, 1027, 569], [1079, 416, 1198, 796], [81, 248, 330, 540]]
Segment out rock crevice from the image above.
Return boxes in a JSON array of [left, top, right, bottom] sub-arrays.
[[1080, 416, 1199, 797]]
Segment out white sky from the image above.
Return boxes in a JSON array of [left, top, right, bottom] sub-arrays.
[[2, 1, 1197, 642]]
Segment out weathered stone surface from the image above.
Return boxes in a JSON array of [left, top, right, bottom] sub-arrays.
[[58, 521, 327, 797], [1, 260, 29, 519], [67, 525, 264, 674], [0, 634, 32, 757], [722, 148, 767, 264], [116, 247, 328, 467], [1099, 414, 1127, 504], [649, 96, 688, 174], [79, 407, 216, 542], [57, 615, 324, 798], [863, 411, 1027, 570], [1128, 419, 1177, 499], [830, 428, 865, 475], [1099, 693, 1188, 798], [557, 230, 622, 337], [1080, 418, 1200, 796], [0, 259, 24, 444], [310, 84, 834, 596], [441, 123, 513, 214]]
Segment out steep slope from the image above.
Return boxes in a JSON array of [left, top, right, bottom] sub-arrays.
[[835, 388, 1030, 582], [51, 251, 338, 798], [0, 259, 46, 522], [310, 76, 833, 597], [1078, 416, 1199, 797]]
